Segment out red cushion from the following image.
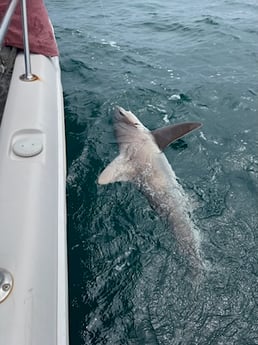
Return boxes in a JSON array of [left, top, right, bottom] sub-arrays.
[[0, 0, 59, 56]]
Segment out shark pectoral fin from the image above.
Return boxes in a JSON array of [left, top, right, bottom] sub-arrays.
[[152, 122, 202, 150], [98, 155, 132, 185]]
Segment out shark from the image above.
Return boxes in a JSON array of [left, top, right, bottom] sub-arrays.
[[98, 106, 204, 270]]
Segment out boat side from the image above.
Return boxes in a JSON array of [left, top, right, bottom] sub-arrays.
[[0, 52, 68, 345]]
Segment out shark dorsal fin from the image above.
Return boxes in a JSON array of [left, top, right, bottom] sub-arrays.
[[151, 122, 202, 150]]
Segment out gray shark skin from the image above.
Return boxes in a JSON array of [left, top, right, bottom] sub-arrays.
[[98, 106, 204, 270]]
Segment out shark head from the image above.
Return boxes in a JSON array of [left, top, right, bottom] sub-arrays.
[[98, 106, 154, 185], [115, 106, 145, 128], [98, 106, 202, 185], [114, 106, 150, 145]]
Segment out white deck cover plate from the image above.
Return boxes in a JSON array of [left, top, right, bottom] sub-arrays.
[[0, 53, 68, 344]]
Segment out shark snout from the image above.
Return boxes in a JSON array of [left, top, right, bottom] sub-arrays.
[[114, 107, 130, 127], [116, 106, 126, 115], [115, 106, 128, 120], [114, 106, 140, 127]]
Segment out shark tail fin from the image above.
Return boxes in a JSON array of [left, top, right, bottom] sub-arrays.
[[152, 122, 202, 150], [98, 154, 133, 185]]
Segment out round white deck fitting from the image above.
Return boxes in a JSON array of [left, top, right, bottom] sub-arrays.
[[13, 137, 43, 157], [0, 268, 13, 303]]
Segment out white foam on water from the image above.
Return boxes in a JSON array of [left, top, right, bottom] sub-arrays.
[[169, 94, 181, 101]]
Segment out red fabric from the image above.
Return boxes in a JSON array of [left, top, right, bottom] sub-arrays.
[[0, 0, 59, 56]]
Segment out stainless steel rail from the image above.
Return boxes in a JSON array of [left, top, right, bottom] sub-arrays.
[[0, 0, 37, 81], [0, 0, 19, 45], [20, 0, 36, 81]]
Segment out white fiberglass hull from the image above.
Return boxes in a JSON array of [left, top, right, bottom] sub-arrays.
[[0, 53, 68, 344]]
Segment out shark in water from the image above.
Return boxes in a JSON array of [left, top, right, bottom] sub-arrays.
[[98, 106, 204, 269]]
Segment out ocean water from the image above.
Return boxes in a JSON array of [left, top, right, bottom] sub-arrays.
[[46, 0, 258, 344]]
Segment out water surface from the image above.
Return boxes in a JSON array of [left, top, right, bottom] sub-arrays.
[[46, 0, 258, 344]]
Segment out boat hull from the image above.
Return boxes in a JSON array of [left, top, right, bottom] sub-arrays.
[[0, 53, 68, 345]]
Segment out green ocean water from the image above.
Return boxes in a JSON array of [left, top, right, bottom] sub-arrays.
[[46, 0, 258, 344]]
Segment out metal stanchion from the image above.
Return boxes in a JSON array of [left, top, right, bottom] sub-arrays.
[[20, 0, 37, 81]]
